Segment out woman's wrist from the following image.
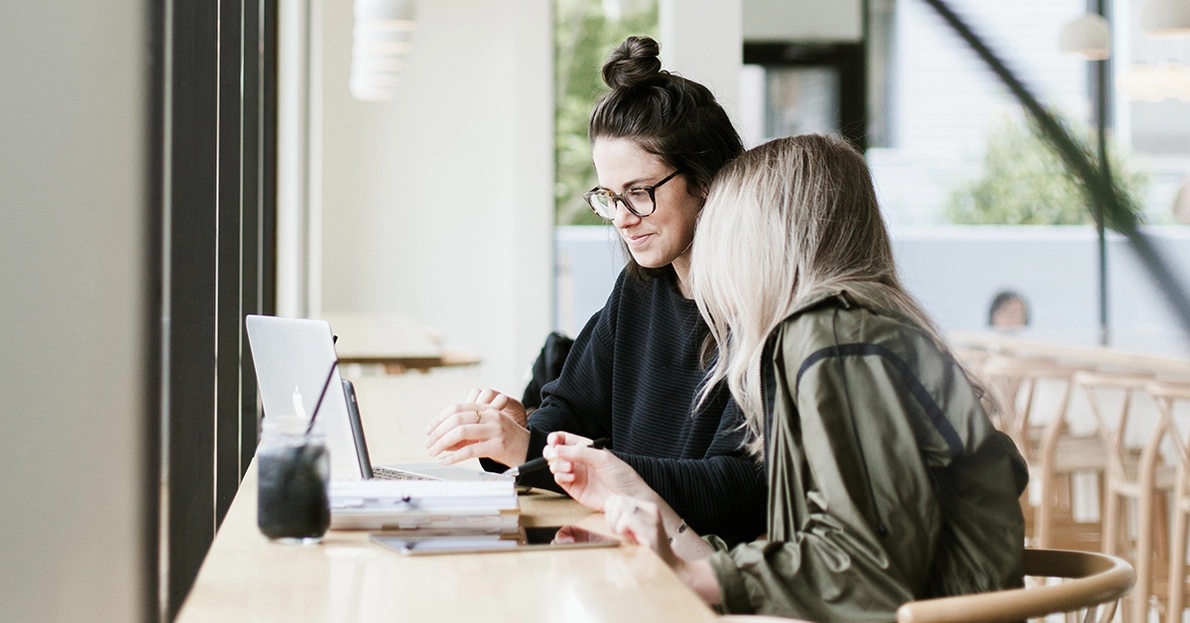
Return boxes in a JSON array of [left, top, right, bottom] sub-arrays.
[[672, 558, 722, 605]]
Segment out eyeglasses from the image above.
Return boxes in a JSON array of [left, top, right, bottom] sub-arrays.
[[583, 170, 680, 221]]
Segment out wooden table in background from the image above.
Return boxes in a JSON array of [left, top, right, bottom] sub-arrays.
[[324, 312, 483, 374], [174, 368, 720, 623]]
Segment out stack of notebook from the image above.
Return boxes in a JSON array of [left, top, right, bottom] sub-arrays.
[[329, 478, 519, 532]]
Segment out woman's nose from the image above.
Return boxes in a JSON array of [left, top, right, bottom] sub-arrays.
[[612, 199, 641, 228]]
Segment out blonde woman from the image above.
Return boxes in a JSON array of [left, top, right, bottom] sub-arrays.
[[546, 134, 1028, 621]]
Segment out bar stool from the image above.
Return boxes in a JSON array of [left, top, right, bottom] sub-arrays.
[[1082, 371, 1170, 623], [1151, 381, 1190, 623]]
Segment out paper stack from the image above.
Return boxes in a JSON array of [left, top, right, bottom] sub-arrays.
[[329, 479, 519, 532]]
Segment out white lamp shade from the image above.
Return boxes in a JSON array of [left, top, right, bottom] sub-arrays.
[[355, 0, 415, 22], [1059, 14, 1111, 60], [351, 0, 416, 101], [1142, 0, 1190, 36]]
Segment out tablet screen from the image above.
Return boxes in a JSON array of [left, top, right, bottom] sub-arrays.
[[370, 525, 620, 556]]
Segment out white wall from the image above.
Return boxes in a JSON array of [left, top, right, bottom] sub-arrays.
[[318, 0, 554, 394], [742, 0, 862, 42], [660, 0, 743, 121], [0, 1, 148, 621]]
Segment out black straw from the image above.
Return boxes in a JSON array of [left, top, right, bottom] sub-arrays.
[[305, 360, 340, 436]]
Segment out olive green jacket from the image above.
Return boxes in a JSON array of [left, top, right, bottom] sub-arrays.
[[706, 290, 1027, 622]]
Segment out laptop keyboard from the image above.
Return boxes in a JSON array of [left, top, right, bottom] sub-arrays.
[[372, 466, 436, 481]]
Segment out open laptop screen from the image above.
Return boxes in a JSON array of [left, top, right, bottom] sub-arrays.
[[245, 315, 364, 481]]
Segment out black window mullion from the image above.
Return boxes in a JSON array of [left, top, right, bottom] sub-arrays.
[[260, 0, 278, 319], [166, 1, 219, 618], [240, 0, 264, 476], [215, 0, 246, 527], [143, 2, 166, 621]]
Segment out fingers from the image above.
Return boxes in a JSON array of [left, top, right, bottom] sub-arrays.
[[425, 403, 491, 446], [605, 495, 660, 546], [546, 430, 593, 448], [475, 388, 500, 405], [550, 441, 605, 467], [426, 411, 490, 456], [435, 438, 499, 465], [425, 400, 471, 435], [424, 388, 503, 435]]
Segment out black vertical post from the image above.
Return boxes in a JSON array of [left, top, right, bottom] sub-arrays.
[[143, 1, 166, 622], [216, 0, 246, 526], [261, 0, 279, 320], [160, 0, 276, 617], [240, 0, 263, 477], [167, 1, 219, 618], [1094, 0, 1112, 347]]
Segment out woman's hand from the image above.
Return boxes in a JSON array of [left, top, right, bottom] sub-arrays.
[[545, 431, 653, 512], [604, 495, 679, 566], [425, 388, 530, 468], [604, 494, 722, 605]]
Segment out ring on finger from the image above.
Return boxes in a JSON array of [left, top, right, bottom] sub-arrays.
[[475, 411, 481, 424]]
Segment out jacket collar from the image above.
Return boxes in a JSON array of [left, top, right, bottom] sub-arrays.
[[785, 287, 852, 320]]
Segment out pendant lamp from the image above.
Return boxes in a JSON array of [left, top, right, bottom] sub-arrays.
[[1059, 14, 1112, 60], [351, 0, 416, 101], [1142, 0, 1190, 37]]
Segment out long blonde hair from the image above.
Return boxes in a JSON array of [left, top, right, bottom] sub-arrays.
[[690, 134, 963, 456]]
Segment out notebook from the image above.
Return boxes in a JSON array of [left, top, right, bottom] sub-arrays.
[[244, 314, 507, 482], [329, 478, 519, 531]]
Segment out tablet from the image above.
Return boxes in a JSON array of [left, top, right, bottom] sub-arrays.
[[369, 525, 620, 556]]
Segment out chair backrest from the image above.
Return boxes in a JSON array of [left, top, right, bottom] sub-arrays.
[[1148, 381, 1190, 476], [895, 549, 1135, 623], [1149, 381, 1190, 621], [979, 356, 1080, 461], [1074, 370, 1157, 484]]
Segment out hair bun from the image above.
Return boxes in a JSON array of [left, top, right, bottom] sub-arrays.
[[602, 36, 663, 89]]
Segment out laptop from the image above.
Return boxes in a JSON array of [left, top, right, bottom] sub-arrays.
[[341, 377, 506, 481], [245, 314, 506, 482]]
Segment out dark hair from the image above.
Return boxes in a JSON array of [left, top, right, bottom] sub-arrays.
[[590, 35, 744, 281], [988, 290, 1029, 326]]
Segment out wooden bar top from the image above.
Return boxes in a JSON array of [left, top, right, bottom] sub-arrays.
[[174, 369, 720, 623]]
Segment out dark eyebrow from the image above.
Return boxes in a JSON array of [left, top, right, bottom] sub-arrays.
[[595, 175, 667, 192]]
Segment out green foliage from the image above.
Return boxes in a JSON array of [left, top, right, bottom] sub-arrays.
[[946, 115, 1149, 226], [554, 0, 659, 226]]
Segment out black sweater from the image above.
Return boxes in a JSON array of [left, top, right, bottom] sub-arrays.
[[490, 267, 767, 545]]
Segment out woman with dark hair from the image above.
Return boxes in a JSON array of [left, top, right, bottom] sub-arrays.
[[988, 289, 1029, 330], [423, 36, 767, 544], [546, 135, 1027, 620]]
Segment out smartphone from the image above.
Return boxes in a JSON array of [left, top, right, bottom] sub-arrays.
[[369, 525, 620, 556]]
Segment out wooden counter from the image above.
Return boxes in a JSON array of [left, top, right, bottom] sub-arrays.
[[174, 369, 720, 623]]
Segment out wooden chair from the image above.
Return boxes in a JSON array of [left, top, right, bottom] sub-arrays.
[[896, 548, 1135, 623], [1150, 381, 1190, 622], [1081, 371, 1173, 623], [954, 346, 991, 376], [979, 356, 1095, 549], [979, 355, 1072, 462]]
